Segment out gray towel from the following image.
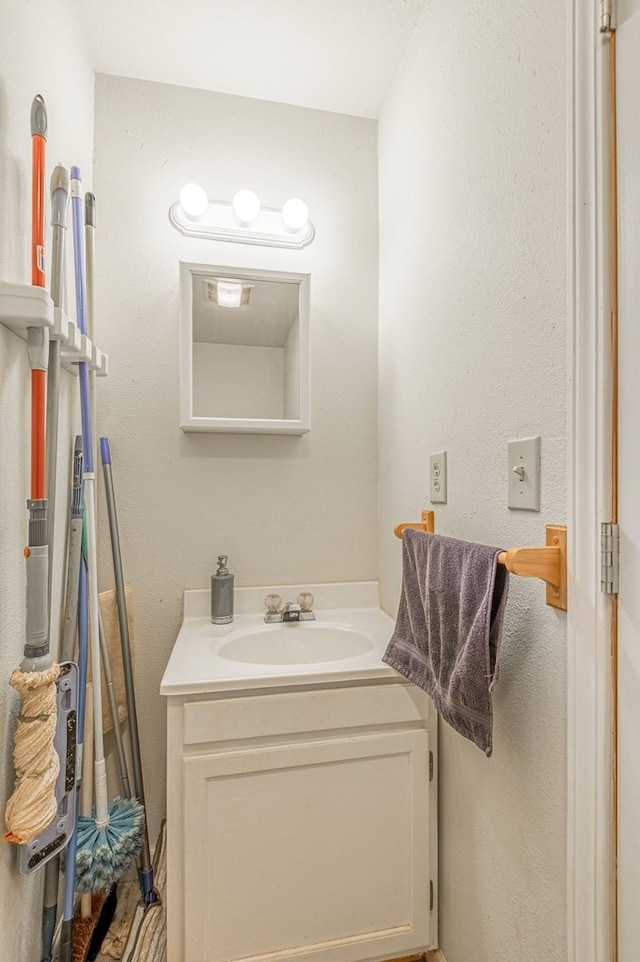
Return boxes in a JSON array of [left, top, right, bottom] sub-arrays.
[[383, 528, 509, 756]]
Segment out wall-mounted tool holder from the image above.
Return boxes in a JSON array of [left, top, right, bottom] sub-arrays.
[[0, 281, 109, 376]]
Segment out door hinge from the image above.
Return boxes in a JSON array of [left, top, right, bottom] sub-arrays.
[[600, 522, 620, 594], [599, 0, 616, 33], [430, 880, 434, 912], [429, 750, 434, 781]]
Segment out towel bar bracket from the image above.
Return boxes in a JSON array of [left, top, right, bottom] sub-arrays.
[[545, 524, 567, 611], [394, 510, 435, 540]]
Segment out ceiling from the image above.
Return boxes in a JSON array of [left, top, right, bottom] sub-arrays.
[[192, 272, 299, 347], [72, 0, 427, 118]]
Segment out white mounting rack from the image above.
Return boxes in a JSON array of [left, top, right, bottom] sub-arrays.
[[0, 281, 109, 376]]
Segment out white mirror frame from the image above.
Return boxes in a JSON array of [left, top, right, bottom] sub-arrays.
[[179, 262, 310, 434]]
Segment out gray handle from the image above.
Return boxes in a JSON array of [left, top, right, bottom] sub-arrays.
[[60, 519, 83, 663]]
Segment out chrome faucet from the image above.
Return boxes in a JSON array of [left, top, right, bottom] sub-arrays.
[[264, 592, 315, 623], [282, 602, 302, 622]]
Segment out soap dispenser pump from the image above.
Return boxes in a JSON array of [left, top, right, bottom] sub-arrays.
[[211, 555, 234, 624]]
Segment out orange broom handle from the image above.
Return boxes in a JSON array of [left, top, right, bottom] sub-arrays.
[[30, 95, 47, 500], [31, 370, 46, 499], [31, 129, 46, 287]]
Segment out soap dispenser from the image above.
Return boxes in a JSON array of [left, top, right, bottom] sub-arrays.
[[211, 555, 234, 624]]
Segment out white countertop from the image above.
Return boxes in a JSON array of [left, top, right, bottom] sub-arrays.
[[160, 582, 399, 696]]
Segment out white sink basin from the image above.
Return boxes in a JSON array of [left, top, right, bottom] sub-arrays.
[[161, 583, 398, 695], [218, 622, 374, 665]]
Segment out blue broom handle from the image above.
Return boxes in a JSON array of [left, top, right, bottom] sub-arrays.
[[71, 167, 108, 823]]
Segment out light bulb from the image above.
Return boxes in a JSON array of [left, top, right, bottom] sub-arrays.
[[179, 183, 208, 218], [216, 281, 243, 308], [282, 197, 309, 232], [232, 188, 260, 224]]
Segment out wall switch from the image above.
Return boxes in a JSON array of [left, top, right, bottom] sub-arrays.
[[507, 436, 540, 511], [430, 451, 447, 504]]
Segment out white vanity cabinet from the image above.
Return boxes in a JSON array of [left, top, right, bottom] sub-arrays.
[[165, 680, 437, 962]]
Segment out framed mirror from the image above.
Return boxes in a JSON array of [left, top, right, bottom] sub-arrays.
[[179, 263, 310, 434]]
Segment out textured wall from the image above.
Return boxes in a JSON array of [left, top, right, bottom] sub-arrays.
[[377, 2, 567, 960], [0, 1, 94, 958], [92, 75, 379, 841]]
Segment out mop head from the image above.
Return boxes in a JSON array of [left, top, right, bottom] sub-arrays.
[[75, 797, 145, 893], [4, 663, 61, 844]]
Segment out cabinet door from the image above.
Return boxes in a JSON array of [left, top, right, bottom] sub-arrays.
[[182, 730, 431, 962]]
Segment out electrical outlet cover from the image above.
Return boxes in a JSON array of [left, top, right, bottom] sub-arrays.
[[430, 451, 447, 504]]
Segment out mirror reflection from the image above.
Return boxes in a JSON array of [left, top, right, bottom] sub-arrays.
[[180, 264, 310, 434]]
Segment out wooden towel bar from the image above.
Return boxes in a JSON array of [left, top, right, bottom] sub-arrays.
[[394, 510, 567, 611]]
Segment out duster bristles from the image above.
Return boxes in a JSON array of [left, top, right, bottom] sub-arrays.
[[74, 796, 144, 893]]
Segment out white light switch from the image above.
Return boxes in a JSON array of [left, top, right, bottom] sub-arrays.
[[430, 451, 447, 504], [507, 436, 540, 511]]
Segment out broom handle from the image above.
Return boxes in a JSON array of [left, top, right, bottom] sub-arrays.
[[83, 193, 110, 812], [71, 167, 109, 825], [24, 98, 50, 673], [42, 437, 82, 962], [84, 447, 108, 820], [84, 193, 97, 454], [31, 95, 46, 288], [84, 193, 99, 519], [100, 446, 144, 801], [100, 442, 151, 863], [98, 602, 132, 798], [46, 166, 69, 616], [101, 440, 159, 906], [30, 96, 47, 500], [60, 438, 84, 662], [80, 680, 94, 919], [58, 544, 90, 962]]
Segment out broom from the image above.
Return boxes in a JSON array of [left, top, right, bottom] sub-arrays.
[[69, 165, 143, 893], [69, 568, 116, 962], [71, 600, 132, 962]]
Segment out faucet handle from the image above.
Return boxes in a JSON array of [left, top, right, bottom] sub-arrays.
[[297, 591, 314, 612], [264, 593, 282, 615]]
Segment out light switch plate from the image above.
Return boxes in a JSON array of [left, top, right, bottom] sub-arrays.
[[508, 436, 540, 511], [430, 451, 447, 504]]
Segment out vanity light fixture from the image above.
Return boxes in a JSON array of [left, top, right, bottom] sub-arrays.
[[169, 183, 314, 249]]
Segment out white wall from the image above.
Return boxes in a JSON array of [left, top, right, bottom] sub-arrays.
[[92, 75, 379, 841], [0, 1, 94, 958], [377, 3, 567, 961]]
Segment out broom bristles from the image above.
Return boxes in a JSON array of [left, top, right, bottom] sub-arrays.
[[75, 796, 144, 893]]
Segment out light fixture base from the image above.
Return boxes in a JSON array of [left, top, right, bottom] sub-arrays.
[[169, 199, 314, 249]]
